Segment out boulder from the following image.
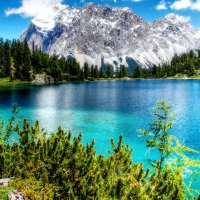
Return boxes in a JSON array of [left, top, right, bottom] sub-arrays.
[[8, 190, 25, 200]]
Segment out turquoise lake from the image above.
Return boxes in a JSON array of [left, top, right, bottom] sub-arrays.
[[0, 79, 200, 188]]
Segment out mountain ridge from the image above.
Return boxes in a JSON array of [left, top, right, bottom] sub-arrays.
[[20, 2, 200, 69]]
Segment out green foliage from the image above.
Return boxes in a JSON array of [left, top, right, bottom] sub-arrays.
[[139, 100, 176, 176], [1, 102, 200, 199], [83, 62, 89, 79], [133, 49, 200, 78], [0, 186, 15, 200], [0, 103, 20, 144], [22, 39, 32, 81], [3, 40, 11, 77], [0, 77, 26, 86], [99, 69, 107, 78], [134, 65, 143, 78], [106, 64, 113, 78], [115, 65, 128, 78], [139, 100, 200, 198], [13, 177, 56, 200], [0, 38, 97, 82], [94, 65, 99, 79]]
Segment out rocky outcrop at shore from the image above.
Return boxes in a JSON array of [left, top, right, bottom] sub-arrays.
[[31, 74, 54, 83]]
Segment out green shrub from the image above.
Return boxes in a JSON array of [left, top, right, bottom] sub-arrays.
[[0, 101, 200, 199], [0, 186, 15, 200]]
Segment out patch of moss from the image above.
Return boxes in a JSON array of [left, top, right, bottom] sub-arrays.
[[0, 186, 16, 200], [0, 77, 29, 86]]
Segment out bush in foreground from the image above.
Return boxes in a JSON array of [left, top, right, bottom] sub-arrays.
[[0, 101, 200, 199]]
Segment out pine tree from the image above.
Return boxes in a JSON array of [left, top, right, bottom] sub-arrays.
[[14, 40, 24, 79], [32, 46, 43, 73], [134, 65, 143, 78], [58, 57, 66, 72], [94, 66, 99, 79], [99, 69, 106, 78], [80, 69, 85, 81], [198, 49, 200, 58], [41, 53, 50, 72], [121, 65, 128, 77], [0, 38, 4, 69], [189, 49, 196, 59], [188, 62, 196, 76], [90, 64, 94, 77], [106, 65, 112, 78], [3, 40, 11, 77], [84, 62, 89, 79], [22, 39, 31, 81]]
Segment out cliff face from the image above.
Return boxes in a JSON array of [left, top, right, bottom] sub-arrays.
[[20, 3, 200, 69]]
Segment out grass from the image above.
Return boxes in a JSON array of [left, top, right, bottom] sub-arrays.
[[0, 186, 15, 200], [169, 72, 200, 79], [1, 73, 200, 87], [0, 77, 29, 86]]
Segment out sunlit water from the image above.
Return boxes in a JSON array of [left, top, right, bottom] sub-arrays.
[[0, 79, 200, 189]]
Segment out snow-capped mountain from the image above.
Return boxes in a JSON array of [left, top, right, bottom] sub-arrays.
[[20, 3, 200, 69]]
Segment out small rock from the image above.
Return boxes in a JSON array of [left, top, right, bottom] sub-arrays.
[[8, 190, 25, 200], [0, 178, 10, 186]]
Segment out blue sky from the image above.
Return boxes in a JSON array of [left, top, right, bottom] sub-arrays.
[[1, 0, 200, 40]]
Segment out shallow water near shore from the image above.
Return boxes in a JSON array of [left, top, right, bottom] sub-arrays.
[[1, 79, 200, 189]]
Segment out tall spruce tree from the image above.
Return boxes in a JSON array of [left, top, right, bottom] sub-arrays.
[[99, 69, 106, 78], [84, 62, 89, 79], [91, 64, 94, 77], [121, 65, 128, 77], [106, 65, 112, 78], [134, 65, 143, 78], [94, 66, 99, 79], [3, 40, 11, 77], [32, 46, 43, 73], [14, 40, 24, 79], [22, 39, 31, 81], [0, 38, 4, 76]]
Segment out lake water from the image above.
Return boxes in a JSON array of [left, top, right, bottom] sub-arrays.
[[0, 79, 200, 189]]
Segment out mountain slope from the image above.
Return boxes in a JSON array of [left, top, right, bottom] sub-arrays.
[[20, 3, 200, 69]]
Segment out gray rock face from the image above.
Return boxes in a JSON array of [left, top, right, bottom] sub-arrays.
[[20, 3, 200, 69]]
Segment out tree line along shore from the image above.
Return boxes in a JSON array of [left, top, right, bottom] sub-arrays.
[[1, 37, 200, 86]]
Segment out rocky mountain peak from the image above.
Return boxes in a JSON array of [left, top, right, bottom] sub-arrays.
[[20, 3, 200, 70], [164, 13, 190, 24]]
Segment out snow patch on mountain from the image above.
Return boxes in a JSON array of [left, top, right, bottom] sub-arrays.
[[20, 3, 200, 69]]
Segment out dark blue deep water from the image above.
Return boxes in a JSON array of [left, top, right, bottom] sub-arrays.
[[1, 79, 200, 189]]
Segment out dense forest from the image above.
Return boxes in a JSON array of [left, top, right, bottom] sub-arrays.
[[0, 38, 125, 82], [133, 49, 200, 78], [1, 38, 200, 82], [0, 101, 200, 199]]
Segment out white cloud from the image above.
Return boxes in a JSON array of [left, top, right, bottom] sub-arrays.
[[170, 0, 200, 11], [170, 0, 191, 10], [5, 0, 64, 18], [191, 0, 200, 11], [132, 0, 142, 2], [156, 0, 167, 10]]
